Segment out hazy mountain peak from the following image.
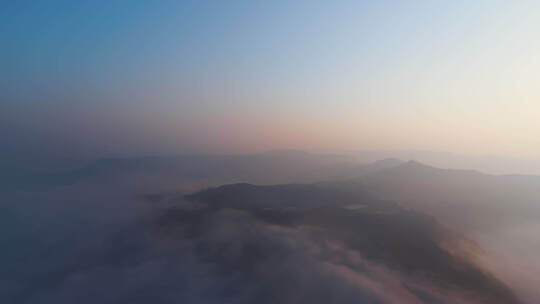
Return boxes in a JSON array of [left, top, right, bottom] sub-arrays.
[[263, 149, 312, 156], [372, 158, 404, 168], [392, 160, 437, 171], [404, 159, 427, 166]]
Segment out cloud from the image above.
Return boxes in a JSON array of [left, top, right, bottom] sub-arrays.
[[0, 174, 525, 304]]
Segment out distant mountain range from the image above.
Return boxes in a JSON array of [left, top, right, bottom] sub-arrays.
[[5, 152, 540, 229], [5, 151, 540, 233], [4, 151, 539, 302]]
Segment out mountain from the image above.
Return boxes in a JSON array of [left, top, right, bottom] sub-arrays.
[[4, 152, 539, 303], [352, 160, 540, 230], [149, 182, 522, 304], [185, 182, 387, 210], [0, 152, 364, 192], [339, 160, 540, 303], [350, 149, 540, 175]]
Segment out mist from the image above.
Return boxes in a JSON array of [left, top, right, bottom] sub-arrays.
[[1, 152, 539, 303], [3, 1, 540, 303]]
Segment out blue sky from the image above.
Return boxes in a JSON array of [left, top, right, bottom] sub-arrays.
[[1, 1, 539, 158]]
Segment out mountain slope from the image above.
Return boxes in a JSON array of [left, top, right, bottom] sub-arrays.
[[150, 183, 521, 304]]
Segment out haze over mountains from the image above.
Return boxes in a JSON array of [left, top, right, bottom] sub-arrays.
[[2, 151, 539, 303], [154, 183, 520, 303], [4, 2, 540, 303]]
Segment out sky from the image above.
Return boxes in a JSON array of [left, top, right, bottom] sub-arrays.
[[1, 0, 540, 160]]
